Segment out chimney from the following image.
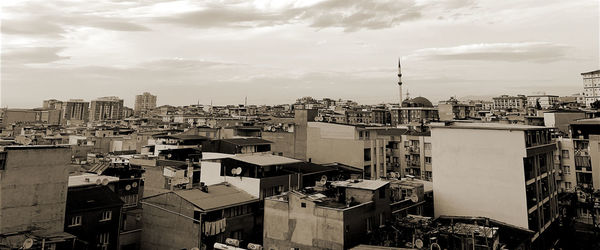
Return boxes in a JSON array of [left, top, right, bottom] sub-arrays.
[[186, 158, 194, 189]]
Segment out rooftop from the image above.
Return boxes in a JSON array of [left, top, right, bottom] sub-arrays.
[[570, 118, 600, 125], [330, 179, 389, 191], [174, 183, 258, 212], [581, 69, 600, 75], [220, 138, 273, 146], [429, 121, 547, 131], [68, 173, 119, 187], [231, 153, 302, 166]]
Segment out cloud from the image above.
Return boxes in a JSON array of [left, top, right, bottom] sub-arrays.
[[407, 42, 570, 63], [2, 47, 70, 64], [1, 2, 150, 38], [153, 0, 455, 32]]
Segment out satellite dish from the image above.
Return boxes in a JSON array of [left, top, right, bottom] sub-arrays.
[[101, 178, 109, 186], [430, 243, 441, 250], [167, 153, 172, 158], [410, 193, 419, 203], [95, 179, 102, 185], [235, 167, 242, 175], [22, 238, 34, 249], [132, 182, 138, 188], [415, 239, 424, 249], [231, 168, 237, 175], [321, 175, 327, 182], [191, 248, 200, 250], [125, 185, 131, 191]]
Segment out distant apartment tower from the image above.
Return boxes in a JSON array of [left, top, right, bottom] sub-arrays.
[[63, 99, 89, 122], [134, 92, 157, 114], [582, 70, 600, 107], [43, 99, 64, 110], [431, 122, 559, 248], [89, 96, 124, 121]]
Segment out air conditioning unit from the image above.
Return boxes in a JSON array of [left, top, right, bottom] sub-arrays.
[[248, 243, 263, 250]]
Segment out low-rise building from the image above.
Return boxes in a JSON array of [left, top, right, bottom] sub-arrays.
[[263, 179, 391, 250]]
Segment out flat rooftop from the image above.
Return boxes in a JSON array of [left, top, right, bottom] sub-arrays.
[[430, 122, 547, 131], [68, 173, 119, 187], [232, 153, 302, 166], [330, 179, 389, 191], [570, 118, 600, 125]]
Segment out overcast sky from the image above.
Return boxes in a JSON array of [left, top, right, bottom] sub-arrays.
[[2, 0, 599, 108]]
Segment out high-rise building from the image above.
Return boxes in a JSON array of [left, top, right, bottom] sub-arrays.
[[582, 70, 600, 107], [43, 99, 64, 110], [431, 122, 559, 248], [63, 99, 89, 122], [89, 96, 124, 121], [134, 92, 157, 114]]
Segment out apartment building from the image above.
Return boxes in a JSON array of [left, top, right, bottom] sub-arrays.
[[400, 131, 433, 181], [90, 96, 124, 122], [134, 92, 157, 114], [263, 179, 391, 250], [492, 95, 527, 111], [431, 122, 559, 248], [582, 70, 600, 107], [527, 95, 559, 109]]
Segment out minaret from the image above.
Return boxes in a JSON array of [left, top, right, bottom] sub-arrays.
[[397, 58, 403, 107]]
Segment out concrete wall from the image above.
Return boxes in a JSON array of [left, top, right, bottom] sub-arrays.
[[590, 135, 600, 189], [263, 194, 345, 250], [0, 147, 70, 234], [306, 122, 365, 170], [262, 131, 296, 158], [141, 193, 200, 250], [543, 112, 586, 134], [431, 127, 529, 228]]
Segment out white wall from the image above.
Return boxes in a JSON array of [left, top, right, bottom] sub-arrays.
[[431, 127, 529, 228], [200, 161, 261, 197]]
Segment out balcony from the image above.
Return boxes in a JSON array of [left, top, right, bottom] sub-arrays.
[[405, 146, 420, 154]]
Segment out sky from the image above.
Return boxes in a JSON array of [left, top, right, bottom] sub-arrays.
[[1, 0, 599, 108]]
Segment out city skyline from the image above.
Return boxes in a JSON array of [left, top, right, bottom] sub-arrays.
[[2, 0, 599, 108]]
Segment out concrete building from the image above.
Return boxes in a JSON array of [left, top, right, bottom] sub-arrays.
[[66, 174, 123, 250], [430, 122, 559, 248], [492, 95, 527, 111], [542, 110, 586, 135], [0, 146, 76, 249], [568, 118, 600, 189], [581, 70, 600, 107], [43, 99, 64, 110], [141, 184, 261, 250], [263, 179, 391, 250], [438, 97, 476, 121], [306, 122, 387, 179], [527, 95, 559, 109], [63, 99, 90, 123], [400, 131, 433, 181], [134, 92, 157, 114], [391, 97, 439, 126], [90, 96, 124, 122]]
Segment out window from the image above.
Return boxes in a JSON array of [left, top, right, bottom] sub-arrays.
[[121, 194, 138, 207], [69, 216, 82, 227], [561, 150, 570, 159], [425, 157, 432, 164], [379, 188, 386, 199], [100, 211, 112, 222], [424, 143, 432, 150], [301, 202, 306, 208], [366, 217, 373, 233], [565, 182, 572, 190], [0, 152, 6, 170], [98, 232, 109, 250], [563, 165, 571, 174], [193, 211, 201, 224], [364, 148, 371, 161]]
